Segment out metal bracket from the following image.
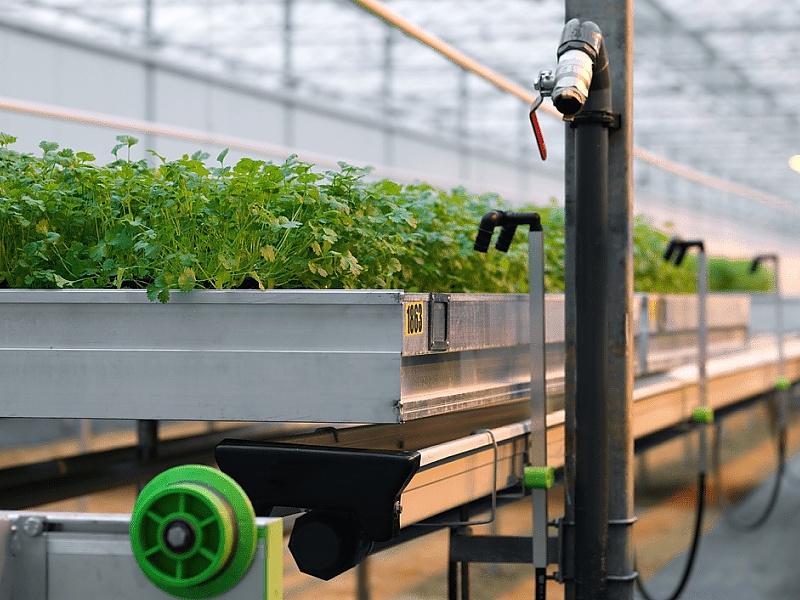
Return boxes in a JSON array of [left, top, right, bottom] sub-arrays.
[[449, 533, 561, 566], [567, 110, 621, 129], [428, 293, 450, 351], [412, 429, 500, 529], [6, 516, 47, 600]]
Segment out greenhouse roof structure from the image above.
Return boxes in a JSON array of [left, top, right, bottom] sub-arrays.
[[3, 0, 800, 231]]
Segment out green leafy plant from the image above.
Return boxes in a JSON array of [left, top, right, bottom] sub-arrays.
[[633, 216, 696, 293], [0, 134, 771, 300], [709, 258, 772, 292]]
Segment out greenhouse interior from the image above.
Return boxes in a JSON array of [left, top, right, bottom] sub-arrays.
[[2, 1, 800, 600]]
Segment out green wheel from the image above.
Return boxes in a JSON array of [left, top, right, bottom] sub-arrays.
[[130, 465, 257, 599]]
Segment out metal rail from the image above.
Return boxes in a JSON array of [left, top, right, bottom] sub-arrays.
[[1, 333, 794, 512]]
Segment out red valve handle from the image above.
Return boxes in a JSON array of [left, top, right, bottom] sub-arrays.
[[529, 104, 547, 161]]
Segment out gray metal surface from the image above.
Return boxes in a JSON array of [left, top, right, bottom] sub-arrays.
[[0, 512, 278, 600], [750, 294, 800, 336], [397, 334, 800, 533], [0, 289, 751, 424], [0, 289, 540, 423], [0, 289, 405, 423], [600, 0, 637, 595]]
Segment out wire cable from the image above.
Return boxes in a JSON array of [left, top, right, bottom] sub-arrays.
[[634, 471, 707, 600], [712, 400, 787, 532]]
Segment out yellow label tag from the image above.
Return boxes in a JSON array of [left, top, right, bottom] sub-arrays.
[[648, 298, 659, 325], [405, 301, 425, 336]]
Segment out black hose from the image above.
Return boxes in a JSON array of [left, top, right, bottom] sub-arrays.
[[635, 471, 707, 600], [712, 412, 787, 532]]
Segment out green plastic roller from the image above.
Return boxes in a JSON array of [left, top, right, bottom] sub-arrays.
[[130, 465, 258, 599]]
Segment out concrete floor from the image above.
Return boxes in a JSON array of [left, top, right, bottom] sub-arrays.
[[636, 455, 800, 599]]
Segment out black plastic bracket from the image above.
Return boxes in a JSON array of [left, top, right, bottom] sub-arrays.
[[216, 439, 422, 580], [214, 439, 420, 541], [664, 237, 704, 266], [474, 211, 542, 254], [750, 253, 778, 273]]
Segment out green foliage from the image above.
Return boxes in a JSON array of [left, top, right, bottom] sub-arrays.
[[709, 258, 772, 292], [633, 216, 696, 293], [0, 135, 774, 300]]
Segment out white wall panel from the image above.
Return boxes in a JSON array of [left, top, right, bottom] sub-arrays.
[[393, 136, 460, 180], [153, 71, 207, 130], [208, 87, 284, 148], [293, 109, 384, 166], [0, 30, 60, 102]]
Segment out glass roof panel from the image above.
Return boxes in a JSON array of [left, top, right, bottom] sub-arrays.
[[3, 0, 800, 225]]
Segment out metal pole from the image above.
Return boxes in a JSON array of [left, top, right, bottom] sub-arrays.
[[137, 419, 159, 463], [638, 295, 650, 375], [356, 557, 371, 600], [457, 67, 470, 180], [282, 0, 296, 147], [602, 0, 636, 592], [697, 249, 710, 476], [382, 25, 395, 167], [529, 229, 550, 599], [697, 251, 708, 405], [562, 2, 635, 598], [774, 263, 788, 433], [774, 263, 785, 379], [143, 0, 157, 161]]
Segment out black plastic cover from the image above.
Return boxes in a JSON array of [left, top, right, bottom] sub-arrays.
[[214, 439, 421, 542]]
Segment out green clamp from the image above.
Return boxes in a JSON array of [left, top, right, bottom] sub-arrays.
[[524, 465, 555, 490], [692, 406, 714, 424], [776, 377, 792, 391]]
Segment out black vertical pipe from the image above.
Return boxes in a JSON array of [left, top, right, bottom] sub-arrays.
[[448, 557, 458, 600], [574, 120, 609, 599], [137, 419, 159, 463], [573, 55, 612, 600], [563, 116, 578, 600]]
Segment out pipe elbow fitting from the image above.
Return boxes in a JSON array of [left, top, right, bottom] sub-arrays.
[[552, 19, 609, 117]]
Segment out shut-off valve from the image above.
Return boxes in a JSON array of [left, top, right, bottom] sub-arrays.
[[530, 18, 611, 128]]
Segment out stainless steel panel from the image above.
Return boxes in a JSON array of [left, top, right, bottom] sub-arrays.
[[0, 289, 754, 423], [0, 513, 278, 600], [0, 349, 401, 422], [0, 289, 404, 423], [658, 293, 750, 332], [401, 293, 531, 355], [0, 289, 544, 423], [399, 347, 530, 419]]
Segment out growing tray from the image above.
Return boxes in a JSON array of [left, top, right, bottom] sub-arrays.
[[0, 289, 537, 423]]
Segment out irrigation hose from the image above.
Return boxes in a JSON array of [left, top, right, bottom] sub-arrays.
[[635, 471, 707, 600], [712, 411, 787, 532]]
